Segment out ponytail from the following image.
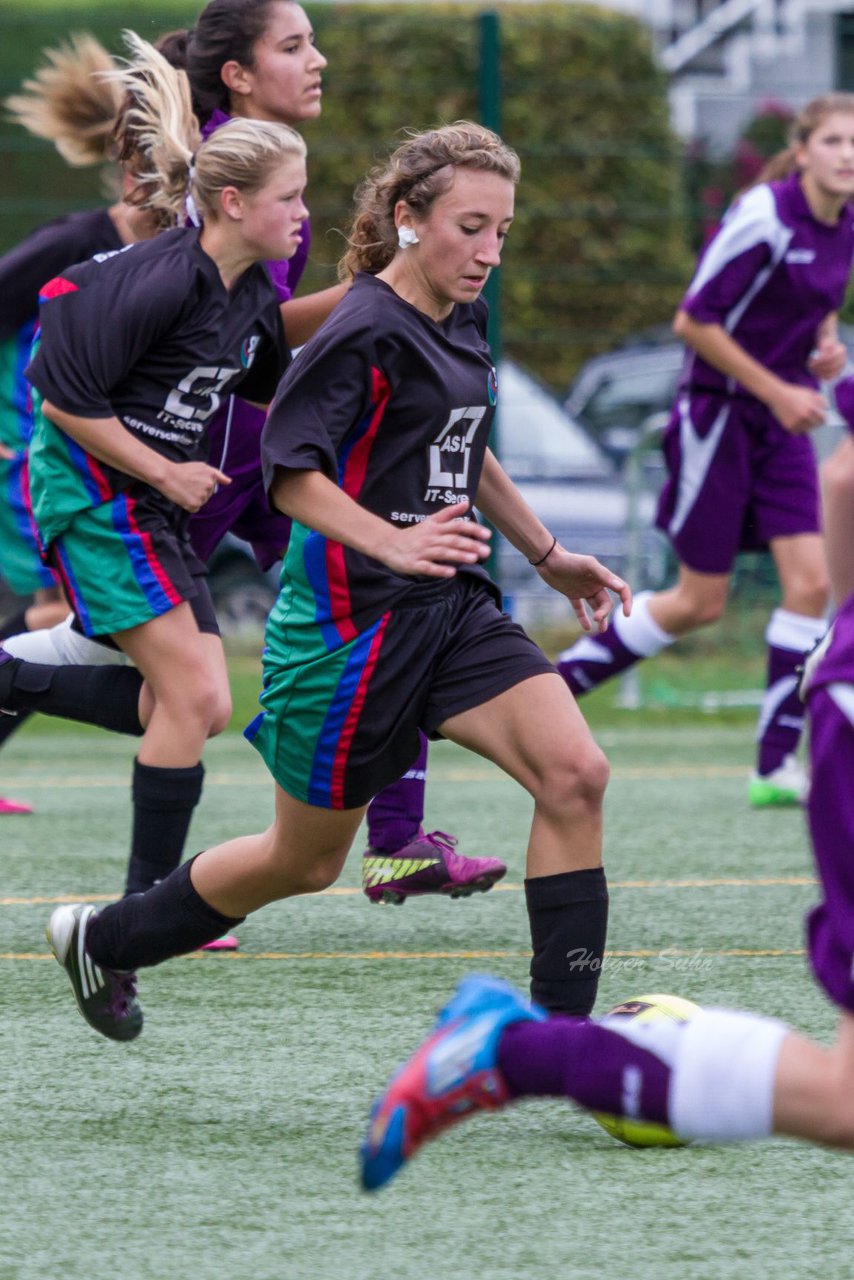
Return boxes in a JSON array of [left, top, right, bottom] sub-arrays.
[[5, 34, 122, 167]]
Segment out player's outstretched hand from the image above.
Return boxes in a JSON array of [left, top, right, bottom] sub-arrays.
[[537, 546, 632, 632], [380, 500, 491, 578], [159, 461, 232, 512]]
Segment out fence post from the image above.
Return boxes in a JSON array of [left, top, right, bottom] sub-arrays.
[[479, 10, 503, 582]]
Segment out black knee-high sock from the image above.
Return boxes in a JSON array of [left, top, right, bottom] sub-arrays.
[[0, 612, 36, 746], [89, 858, 244, 970], [0, 608, 29, 643], [525, 867, 609, 1015], [0, 656, 143, 734], [0, 611, 36, 747], [124, 759, 205, 894]]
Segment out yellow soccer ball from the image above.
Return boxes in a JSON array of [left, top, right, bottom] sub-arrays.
[[591, 993, 700, 1148]]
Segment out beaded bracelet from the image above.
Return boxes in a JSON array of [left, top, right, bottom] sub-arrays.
[[528, 534, 557, 567]]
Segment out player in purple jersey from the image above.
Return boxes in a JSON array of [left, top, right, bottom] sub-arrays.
[[157, 0, 505, 901], [0, 38, 304, 974], [45, 123, 632, 1044], [357, 373, 854, 1191], [0, 36, 161, 815], [558, 94, 854, 808]]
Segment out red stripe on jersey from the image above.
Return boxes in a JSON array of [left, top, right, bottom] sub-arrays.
[[330, 612, 390, 808], [123, 492, 184, 607], [341, 367, 390, 500], [39, 276, 79, 302], [325, 368, 391, 640]]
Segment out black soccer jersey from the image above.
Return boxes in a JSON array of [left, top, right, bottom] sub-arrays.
[[261, 272, 499, 641], [25, 226, 289, 547], [0, 208, 123, 452], [0, 207, 122, 344]]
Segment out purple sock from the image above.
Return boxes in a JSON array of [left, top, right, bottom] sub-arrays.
[[557, 628, 642, 697], [365, 733, 428, 852], [497, 1017, 671, 1124], [756, 644, 807, 776]]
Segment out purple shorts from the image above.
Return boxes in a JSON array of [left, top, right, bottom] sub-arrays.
[[655, 393, 820, 574], [806, 676, 854, 1014], [190, 398, 291, 571]]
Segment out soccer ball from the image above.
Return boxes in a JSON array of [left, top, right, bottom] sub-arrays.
[[591, 992, 700, 1148]]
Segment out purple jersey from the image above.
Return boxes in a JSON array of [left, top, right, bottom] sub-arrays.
[[188, 109, 311, 567], [680, 172, 854, 398], [654, 172, 853, 571]]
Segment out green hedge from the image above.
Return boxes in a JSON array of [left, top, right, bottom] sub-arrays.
[[0, 3, 692, 388]]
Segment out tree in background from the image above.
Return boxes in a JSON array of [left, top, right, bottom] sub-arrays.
[[0, 2, 692, 388], [683, 99, 793, 251]]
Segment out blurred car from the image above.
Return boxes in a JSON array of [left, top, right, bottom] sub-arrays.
[[207, 532, 280, 638], [566, 329, 851, 469], [494, 360, 669, 626], [564, 336, 683, 469]]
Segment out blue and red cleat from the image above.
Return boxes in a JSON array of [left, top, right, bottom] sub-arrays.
[[359, 974, 545, 1191], [362, 830, 507, 905]]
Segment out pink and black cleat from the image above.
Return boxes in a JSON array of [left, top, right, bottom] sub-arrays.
[[362, 831, 506, 905], [198, 933, 240, 952], [0, 794, 33, 815]]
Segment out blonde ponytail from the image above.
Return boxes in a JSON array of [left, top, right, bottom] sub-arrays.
[[5, 33, 122, 167]]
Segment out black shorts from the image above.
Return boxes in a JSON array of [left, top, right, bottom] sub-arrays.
[[248, 573, 556, 809]]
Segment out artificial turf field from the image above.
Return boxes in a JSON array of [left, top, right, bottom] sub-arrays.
[[2, 715, 852, 1280]]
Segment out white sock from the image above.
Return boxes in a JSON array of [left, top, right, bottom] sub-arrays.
[[611, 590, 676, 658], [3, 615, 127, 666], [669, 1008, 789, 1142], [765, 608, 827, 653]]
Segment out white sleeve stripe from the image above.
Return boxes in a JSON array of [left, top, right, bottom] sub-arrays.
[[828, 682, 854, 726], [686, 185, 788, 301]]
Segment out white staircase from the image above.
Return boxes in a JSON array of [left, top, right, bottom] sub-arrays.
[[653, 0, 852, 145]]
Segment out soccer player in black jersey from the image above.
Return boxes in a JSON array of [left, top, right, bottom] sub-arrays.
[[0, 35, 163, 814], [0, 39, 304, 1001], [45, 122, 631, 1044], [157, 0, 505, 902]]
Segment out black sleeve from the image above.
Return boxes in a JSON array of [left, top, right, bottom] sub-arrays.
[[260, 325, 374, 495], [26, 260, 188, 419], [0, 212, 118, 344]]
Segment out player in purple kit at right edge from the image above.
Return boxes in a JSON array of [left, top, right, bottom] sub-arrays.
[[558, 94, 854, 808], [359, 392, 854, 1183]]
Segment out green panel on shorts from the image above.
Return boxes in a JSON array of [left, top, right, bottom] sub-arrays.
[[0, 458, 50, 594], [55, 504, 166, 636], [28, 390, 102, 547], [246, 532, 369, 805]]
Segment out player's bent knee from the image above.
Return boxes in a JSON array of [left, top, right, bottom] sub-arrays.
[[689, 594, 727, 627], [168, 675, 230, 735], [207, 692, 233, 738], [535, 744, 610, 815], [268, 857, 345, 896]]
